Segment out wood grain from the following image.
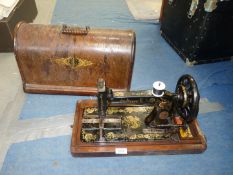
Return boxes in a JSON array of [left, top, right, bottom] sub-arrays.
[[14, 22, 135, 95]]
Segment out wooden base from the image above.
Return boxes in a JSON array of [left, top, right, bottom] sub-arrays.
[[23, 83, 128, 96], [71, 100, 207, 156]]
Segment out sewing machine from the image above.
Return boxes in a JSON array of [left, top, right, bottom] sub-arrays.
[[71, 74, 207, 156]]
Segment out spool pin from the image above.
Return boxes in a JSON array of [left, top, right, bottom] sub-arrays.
[[152, 81, 166, 97]]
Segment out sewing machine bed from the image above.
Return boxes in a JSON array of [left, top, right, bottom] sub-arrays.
[[71, 100, 207, 156]]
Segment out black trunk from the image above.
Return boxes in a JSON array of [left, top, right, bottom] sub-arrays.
[[160, 0, 233, 64]]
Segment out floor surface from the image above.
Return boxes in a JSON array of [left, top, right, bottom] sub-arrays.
[[0, 0, 56, 171]]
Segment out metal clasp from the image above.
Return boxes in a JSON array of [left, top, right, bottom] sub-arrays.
[[204, 0, 218, 12], [187, 0, 199, 19], [168, 0, 174, 5]]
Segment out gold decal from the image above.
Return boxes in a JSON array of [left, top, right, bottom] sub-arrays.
[[84, 107, 153, 115], [180, 127, 193, 138], [82, 131, 97, 142], [52, 57, 93, 69], [82, 106, 171, 143], [105, 132, 169, 141], [122, 116, 141, 129], [114, 92, 124, 97]]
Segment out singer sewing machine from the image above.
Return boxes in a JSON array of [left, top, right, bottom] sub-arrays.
[[71, 74, 207, 156]]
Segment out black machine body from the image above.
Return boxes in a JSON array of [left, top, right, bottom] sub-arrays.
[[97, 74, 200, 130]]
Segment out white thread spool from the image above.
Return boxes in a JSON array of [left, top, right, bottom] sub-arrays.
[[152, 81, 166, 97]]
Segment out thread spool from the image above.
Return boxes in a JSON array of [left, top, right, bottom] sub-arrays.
[[152, 81, 166, 97]]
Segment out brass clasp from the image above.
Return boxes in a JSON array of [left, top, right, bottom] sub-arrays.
[[204, 0, 218, 12]]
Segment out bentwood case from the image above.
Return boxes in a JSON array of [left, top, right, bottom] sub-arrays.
[[14, 22, 135, 95]]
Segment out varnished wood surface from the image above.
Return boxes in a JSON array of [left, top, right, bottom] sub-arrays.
[[71, 100, 207, 156], [23, 83, 128, 96], [14, 22, 135, 95]]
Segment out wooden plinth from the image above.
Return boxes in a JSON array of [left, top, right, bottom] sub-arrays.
[[71, 100, 207, 157], [23, 83, 127, 96]]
